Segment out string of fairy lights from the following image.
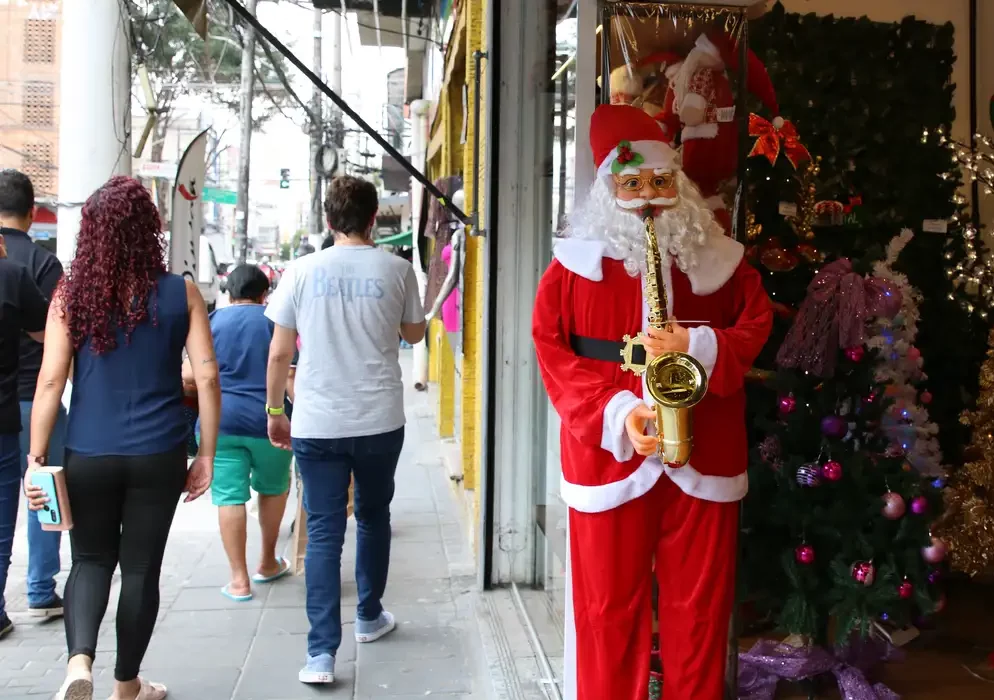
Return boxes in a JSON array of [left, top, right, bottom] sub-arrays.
[[922, 127, 994, 319]]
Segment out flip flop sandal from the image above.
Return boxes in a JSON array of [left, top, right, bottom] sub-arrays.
[[220, 584, 253, 602], [56, 673, 93, 700], [126, 678, 167, 700], [251, 556, 291, 583]]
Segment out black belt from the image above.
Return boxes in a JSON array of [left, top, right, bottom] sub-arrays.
[[570, 334, 645, 366]]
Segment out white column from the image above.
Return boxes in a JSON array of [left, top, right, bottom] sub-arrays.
[[574, 0, 597, 196], [329, 11, 343, 94], [409, 98, 432, 390], [56, 0, 131, 263], [486, 0, 555, 586]]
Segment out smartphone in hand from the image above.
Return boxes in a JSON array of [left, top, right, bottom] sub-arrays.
[[32, 467, 73, 531]]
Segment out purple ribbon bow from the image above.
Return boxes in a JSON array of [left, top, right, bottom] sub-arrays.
[[738, 637, 903, 700], [775, 259, 892, 377]]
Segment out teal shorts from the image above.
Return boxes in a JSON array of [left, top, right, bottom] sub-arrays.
[[202, 434, 293, 507]]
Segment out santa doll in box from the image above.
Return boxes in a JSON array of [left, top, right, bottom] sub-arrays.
[[604, 53, 683, 138], [660, 31, 779, 233], [532, 104, 772, 700]]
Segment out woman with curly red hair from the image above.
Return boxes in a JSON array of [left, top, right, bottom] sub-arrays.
[[23, 176, 221, 700]]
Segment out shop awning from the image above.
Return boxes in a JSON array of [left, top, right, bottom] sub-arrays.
[[375, 230, 413, 247]]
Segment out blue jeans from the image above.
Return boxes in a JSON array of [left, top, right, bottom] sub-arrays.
[[19, 401, 66, 607], [293, 427, 404, 657], [0, 433, 22, 619]]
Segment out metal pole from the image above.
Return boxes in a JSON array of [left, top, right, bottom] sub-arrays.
[[309, 7, 324, 240], [330, 9, 344, 148], [56, 0, 131, 263], [599, 1, 611, 106], [557, 54, 568, 231], [234, 0, 258, 264], [732, 14, 749, 243]]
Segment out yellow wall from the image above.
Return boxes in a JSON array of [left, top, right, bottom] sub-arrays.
[[461, 0, 486, 498]]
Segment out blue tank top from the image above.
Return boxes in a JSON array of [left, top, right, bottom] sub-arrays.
[[67, 273, 190, 456]]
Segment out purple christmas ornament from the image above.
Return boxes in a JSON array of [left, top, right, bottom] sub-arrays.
[[821, 415, 848, 439], [910, 496, 929, 515], [796, 464, 822, 487]]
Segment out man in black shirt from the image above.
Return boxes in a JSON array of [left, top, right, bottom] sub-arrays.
[[0, 170, 65, 622], [0, 236, 48, 639]]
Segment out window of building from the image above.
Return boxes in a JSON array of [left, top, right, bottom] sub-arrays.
[[21, 143, 54, 193], [23, 20, 56, 64], [23, 81, 55, 127]]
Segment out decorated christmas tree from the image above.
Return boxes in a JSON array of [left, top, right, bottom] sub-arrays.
[[866, 230, 945, 477], [742, 243, 945, 645], [935, 325, 994, 577]]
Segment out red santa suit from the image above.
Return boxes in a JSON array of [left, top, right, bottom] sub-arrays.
[[661, 33, 779, 234], [533, 105, 772, 700]]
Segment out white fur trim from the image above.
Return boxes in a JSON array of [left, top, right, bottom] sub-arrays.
[[704, 195, 727, 211], [687, 234, 744, 295], [560, 454, 747, 510], [552, 238, 624, 281], [682, 122, 719, 140], [601, 390, 642, 462], [663, 462, 748, 502], [687, 326, 718, 378], [554, 225, 742, 292], [560, 458, 664, 513], [596, 139, 681, 179], [665, 61, 682, 80], [682, 93, 707, 112]]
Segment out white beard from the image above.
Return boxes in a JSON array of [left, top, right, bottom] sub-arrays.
[[563, 171, 725, 278]]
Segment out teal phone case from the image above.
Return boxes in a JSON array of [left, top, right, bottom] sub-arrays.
[[32, 472, 62, 526]]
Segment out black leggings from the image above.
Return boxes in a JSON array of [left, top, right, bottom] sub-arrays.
[[63, 445, 187, 682]]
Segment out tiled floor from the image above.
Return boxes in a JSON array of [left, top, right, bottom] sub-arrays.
[[1, 356, 491, 699]]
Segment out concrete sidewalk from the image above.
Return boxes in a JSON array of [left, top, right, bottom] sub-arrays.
[[1, 357, 490, 699]]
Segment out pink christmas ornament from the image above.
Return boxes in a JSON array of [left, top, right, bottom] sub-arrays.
[[795, 544, 816, 565], [778, 394, 797, 416], [851, 561, 876, 586], [898, 580, 914, 600], [881, 492, 906, 520], [907, 346, 921, 363], [821, 460, 843, 482], [845, 346, 865, 363], [922, 537, 948, 564], [910, 496, 929, 515], [921, 391, 933, 404], [873, 278, 903, 319]]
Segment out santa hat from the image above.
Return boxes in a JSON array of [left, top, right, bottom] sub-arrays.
[[704, 31, 779, 116], [590, 104, 680, 179]]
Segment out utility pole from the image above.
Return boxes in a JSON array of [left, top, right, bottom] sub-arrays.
[[234, 0, 258, 264], [410, 99, 432, 390], [56, 0, 131, 263], [329, 10, 344, 149], [308, 7, 324, 240]]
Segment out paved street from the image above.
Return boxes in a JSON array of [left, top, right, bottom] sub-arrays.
[[1, 356, 490, 699]]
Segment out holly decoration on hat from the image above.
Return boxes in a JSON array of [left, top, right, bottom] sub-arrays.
[[611, 140, 645, 174]]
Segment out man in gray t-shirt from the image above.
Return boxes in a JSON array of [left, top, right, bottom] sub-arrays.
[[264, 175, 426, 686], [265, 245, 423, 438]]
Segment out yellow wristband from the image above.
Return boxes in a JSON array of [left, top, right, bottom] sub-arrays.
[[265, 405, 285, 416]]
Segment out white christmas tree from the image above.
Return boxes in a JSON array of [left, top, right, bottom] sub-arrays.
[[866, 230, 945, 476]]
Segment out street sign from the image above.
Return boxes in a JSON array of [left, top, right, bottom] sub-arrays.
[[203, 187, 238, 205]]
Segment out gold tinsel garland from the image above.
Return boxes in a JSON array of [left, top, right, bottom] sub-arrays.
[[936, 326, 994, 576], [607, 1, 746, 39]]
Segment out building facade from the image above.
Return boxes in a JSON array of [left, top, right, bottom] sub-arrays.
[[0, 0, 62, 206]]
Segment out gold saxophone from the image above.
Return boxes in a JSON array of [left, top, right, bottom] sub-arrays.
[[620, 212, 708, 466]]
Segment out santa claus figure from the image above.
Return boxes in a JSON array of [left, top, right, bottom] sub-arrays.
[[661, 32, 778, 233], [604, 54, 683, 135], [532, 105, 772, 700]]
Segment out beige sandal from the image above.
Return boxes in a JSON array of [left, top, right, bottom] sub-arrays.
[[105, 678, 167, 700], [55, 673, 93, 700]]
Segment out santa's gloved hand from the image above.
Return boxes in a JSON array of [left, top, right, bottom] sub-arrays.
[[624, 404, 658, 457], [642, 324, 690, 359]]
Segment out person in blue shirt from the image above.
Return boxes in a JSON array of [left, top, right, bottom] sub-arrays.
[[184, 264, 293, 601]]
